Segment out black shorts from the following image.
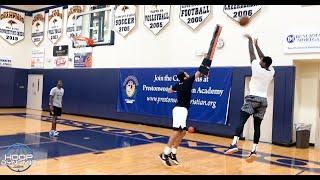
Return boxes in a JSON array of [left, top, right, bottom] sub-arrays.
[[50, 106, 62, 117]]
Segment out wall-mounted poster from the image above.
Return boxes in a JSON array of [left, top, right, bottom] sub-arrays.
[[223, 5, 262, 22], [48, 7, 63, 44], [283, 29, 320, 54], [31, 48, 45, 69], [74, 52, 92, 68], [0, 56, 12, 67], [0, 8, 25, 44], [66, 5, 84, 38], [114, 5, 136, 37], [53, 45, 68, 56], [144, 5, 170, 35], [31, 11, 45, 46], [179, 5, 211, 30], [54, 56, 68, 68]]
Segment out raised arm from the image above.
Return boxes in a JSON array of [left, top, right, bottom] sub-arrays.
[[254, 38, 265, 60], [198, 25, 222, 78], [244, 34, 256, 63]]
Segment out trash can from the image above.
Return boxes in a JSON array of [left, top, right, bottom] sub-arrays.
[[295, 123, 312, 148]]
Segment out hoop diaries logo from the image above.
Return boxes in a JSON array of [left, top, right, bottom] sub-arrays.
[[123, 75, 139, 104], [1, 143, 34, 172], [287, 35, 295, 43]]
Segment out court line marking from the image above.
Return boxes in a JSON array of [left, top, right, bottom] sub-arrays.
[[0, 141, 53, 150], [27, 133, 101, 153], [296, 170, 305, 175]]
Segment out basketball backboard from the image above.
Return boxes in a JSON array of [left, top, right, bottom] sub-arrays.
[[74, 5, 115, 46]]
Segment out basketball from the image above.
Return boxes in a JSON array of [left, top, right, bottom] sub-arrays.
[[239, 16, 250, 26], [188, 126, 195, 133]]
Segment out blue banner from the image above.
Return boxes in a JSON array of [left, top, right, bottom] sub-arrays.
[[117, 68, 233, 125]]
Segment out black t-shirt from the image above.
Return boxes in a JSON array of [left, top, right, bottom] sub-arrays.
[[172, 75, 196, 109]]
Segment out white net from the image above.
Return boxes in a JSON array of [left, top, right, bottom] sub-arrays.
[[72, 36, 93, 56]]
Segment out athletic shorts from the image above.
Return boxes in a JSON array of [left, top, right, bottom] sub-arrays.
[[50, 106, 62, 117], [241, 95, 268, 120], [172, 106, 188, 131]]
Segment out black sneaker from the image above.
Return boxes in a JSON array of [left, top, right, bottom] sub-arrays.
[[224, 144, 238, 155], [159, 153, 171, 166], [168, 153, 179, 165], [246, 151, 257, 163]]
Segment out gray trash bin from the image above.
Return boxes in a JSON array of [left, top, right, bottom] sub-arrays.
[[295, 123, 312, 148]]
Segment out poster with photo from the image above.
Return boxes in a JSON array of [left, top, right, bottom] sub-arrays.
[[74, 52, 92, 68], [31, 48, 45, 68]]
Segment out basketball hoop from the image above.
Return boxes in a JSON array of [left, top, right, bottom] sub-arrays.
[[72, 35, 94, 48], [72, 35, 94, 68]]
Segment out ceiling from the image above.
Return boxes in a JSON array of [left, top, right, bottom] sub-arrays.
[[4, 5, 54, 11]]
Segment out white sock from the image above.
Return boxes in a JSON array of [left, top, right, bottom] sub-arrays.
[[232, 136, 239, 145], [172, 148, 177, 154], [252, 144, 258, 152], [164, 146, 171, 155]]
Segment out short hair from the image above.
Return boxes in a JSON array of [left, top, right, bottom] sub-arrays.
[[56, 80, 62, 84], [177, 72, 186, 82], [262, 56, 272, 67]]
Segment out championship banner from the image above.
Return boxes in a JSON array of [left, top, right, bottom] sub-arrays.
[[179, 5, 211, 30], [144, 5, 170, 35], [31, 11, 45, 46], [31, 48, 45, 69], [117, 68, 233, 125], [48, 7, 63, 44], [223, 5, 262, 22], [114, 5, 136, 37], [66, 5, 83, 39], [0, 8, 25, 44], [0, 56, 12, 67]]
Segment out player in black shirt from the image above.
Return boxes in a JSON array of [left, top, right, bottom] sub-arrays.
[[159, 59, 211, 166], [159, 25, 222, 166]]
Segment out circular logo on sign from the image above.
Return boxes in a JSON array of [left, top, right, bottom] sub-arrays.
[[287, 35, 295, 43], [123, 75, 139, 100], [125, 80, 136, 98], [1, 143, 34, 172]]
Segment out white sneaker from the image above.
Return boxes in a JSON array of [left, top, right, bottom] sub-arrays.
[[49, 130, 55, 137], [53, 131, 59, 137]]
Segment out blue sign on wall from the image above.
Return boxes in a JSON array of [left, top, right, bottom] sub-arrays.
[[117, 68, 233, 125]]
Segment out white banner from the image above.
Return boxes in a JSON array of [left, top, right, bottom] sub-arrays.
[[114, 5, 136, 37], [223, 5, 261, 22], [283, 29, 320, 54], [0, 56, 12, 67], [179, 5, 211, 30], [144, 5, 170, 35], [48, 7, 63, 44], [31, 11, 45, 46], [66, 5, 83, 39], [0, 8, 25, 44], [31, 48, 45, 68]]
